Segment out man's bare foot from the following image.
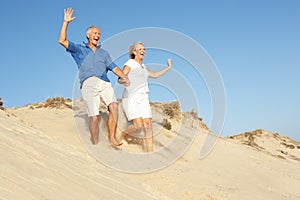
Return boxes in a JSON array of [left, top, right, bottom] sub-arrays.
[[90, 137, 99, 145], [109, 138, 123, 146]]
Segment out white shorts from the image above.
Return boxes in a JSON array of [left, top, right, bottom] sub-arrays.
[[81, 77, 117, 117], [122, 92, 152, 121]]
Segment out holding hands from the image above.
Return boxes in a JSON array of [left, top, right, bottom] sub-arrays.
[[118, 76, 130, 86]]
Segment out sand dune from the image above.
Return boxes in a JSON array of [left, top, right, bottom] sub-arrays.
[[229, 129, 300, 162], [1, 98, 300, 200]]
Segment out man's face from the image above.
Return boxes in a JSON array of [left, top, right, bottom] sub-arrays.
[[87, 27, 101, 46]]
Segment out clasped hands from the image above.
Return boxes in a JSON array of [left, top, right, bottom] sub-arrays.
[[118, 76, 130, 86]]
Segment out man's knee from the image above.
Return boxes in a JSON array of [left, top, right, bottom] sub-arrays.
[[90, 115, 98, 121], [108, 102, 118, 112]]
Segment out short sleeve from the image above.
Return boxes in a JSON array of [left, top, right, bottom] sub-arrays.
[[66, 41, 79, 53], [124, 59, 137, 70], [105, 51, 118, 71]]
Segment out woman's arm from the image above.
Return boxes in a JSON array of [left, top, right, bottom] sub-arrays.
[[112, 66, 130, 86], [122, 65, 131, 76], [148, 59, 172, 78], [117, 65, 131, 85]]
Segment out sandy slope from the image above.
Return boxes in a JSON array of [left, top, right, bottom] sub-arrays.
[[1, 102, 300, 200]]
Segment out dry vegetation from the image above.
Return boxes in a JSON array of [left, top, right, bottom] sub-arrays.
[[29, 97, 72, 109], [162, 118, 172, 130], [162, 101, 181, 119], [150, 101, 208, 131], [0, 97, 4, 110], [229, 129, 300, 162], [229, 129, 264, 148]]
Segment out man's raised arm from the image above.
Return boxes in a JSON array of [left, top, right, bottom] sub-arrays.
[[58, 8, 76, 49]]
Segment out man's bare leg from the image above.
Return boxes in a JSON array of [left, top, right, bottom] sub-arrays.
[[107, 102, 122, 146], [89, 115, 99, 145]]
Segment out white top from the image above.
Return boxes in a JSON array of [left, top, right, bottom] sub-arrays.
[[123, 59, 149, 96]]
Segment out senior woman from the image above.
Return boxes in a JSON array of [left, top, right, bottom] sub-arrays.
[[119, 42, 171, 152]]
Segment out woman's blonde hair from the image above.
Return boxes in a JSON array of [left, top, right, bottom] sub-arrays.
[[129, 42, 144, 59]]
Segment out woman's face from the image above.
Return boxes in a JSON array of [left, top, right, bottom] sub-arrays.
[[134, 44, 146, 60]]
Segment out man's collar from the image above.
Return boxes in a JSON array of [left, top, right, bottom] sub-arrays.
[[83, 41, 101, 49]]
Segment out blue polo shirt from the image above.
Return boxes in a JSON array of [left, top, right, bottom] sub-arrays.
[[67, 41, 117, 87]]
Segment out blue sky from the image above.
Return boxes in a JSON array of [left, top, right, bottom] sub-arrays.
[[0, 0, 299, 141]]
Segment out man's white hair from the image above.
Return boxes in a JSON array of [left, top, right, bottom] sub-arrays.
[[85, 26, 99, 39]]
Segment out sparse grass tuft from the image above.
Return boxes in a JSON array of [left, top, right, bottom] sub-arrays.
[[29, 97, 72, 109], [163, 118, 172, 130], [0, 97, 4, 110], [163, 101, 180, 119]]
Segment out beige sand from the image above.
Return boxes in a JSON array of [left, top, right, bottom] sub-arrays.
[[1, 98, 299, 200]]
